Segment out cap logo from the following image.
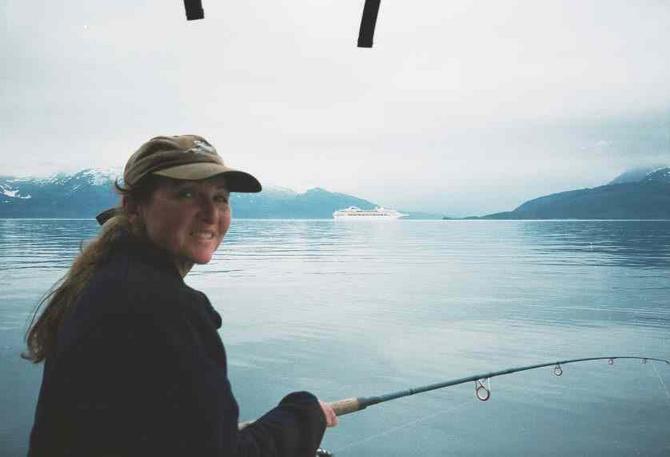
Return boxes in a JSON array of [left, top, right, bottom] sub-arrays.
[[187, 139, 217, 156]]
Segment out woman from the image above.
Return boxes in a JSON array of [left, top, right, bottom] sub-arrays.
[[25, 135, 337, 456]]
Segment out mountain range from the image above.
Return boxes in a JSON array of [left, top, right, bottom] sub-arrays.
[[475, 166, 670, 220], [2, 167, 669, 220], [0, 169, 438, 219]]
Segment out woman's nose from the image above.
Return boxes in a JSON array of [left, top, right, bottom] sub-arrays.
[[198, 196, 217, 222]]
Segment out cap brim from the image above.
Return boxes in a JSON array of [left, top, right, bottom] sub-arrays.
[[96, 207, 121, 226], [153, 163, 262, 192]]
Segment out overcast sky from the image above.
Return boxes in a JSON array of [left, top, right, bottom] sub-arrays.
[[2, 0, 669, 215]]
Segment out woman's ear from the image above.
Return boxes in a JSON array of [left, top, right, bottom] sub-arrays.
[[122, 196, 140, 224]]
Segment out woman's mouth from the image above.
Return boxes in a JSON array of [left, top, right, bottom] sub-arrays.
[[191, 231, 215, 240]]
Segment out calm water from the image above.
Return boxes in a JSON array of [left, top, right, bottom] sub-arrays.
[[1, 219, 669, 456]]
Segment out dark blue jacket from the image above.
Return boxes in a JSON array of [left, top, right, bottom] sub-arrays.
[[29, 234, 326, 456]]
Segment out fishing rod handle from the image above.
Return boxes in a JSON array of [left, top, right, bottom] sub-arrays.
[[328, 397, 363, 416], [238, 397, 362, 429]]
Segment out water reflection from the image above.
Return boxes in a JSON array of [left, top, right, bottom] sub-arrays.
[[518, 220, 670, 268], [0, 219, 98, 271], [1, 219, 668, 456]]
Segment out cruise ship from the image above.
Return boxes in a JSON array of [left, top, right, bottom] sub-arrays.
[[332, 206, 408, 220]]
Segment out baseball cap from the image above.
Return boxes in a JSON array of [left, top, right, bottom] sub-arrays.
[[124, 135, 261, 191], [96, 135, 261, 225]]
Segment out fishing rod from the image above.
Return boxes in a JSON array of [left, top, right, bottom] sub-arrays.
[[245, 356, 669, 456], [242, 356, 668, 426], [327, 356, 670, 415]]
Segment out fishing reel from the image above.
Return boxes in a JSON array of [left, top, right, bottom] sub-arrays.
[[316, 448, 334, 457]]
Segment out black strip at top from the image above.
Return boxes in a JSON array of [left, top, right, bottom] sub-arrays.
[[358, 0, 381, 47], [184, 0, 204, 20]]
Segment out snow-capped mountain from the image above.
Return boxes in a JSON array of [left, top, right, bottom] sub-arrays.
[[1, 168, 122, 199], [642, 167, 670, 183], [479, 166, 670, 220], [0, 182, 32, 199], [0, 169, 123, 218], [607, 165, 670, 185]]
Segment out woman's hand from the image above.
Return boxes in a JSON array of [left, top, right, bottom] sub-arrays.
[[319, 400, 338, 427]]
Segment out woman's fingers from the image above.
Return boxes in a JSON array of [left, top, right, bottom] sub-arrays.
[[318, 400, 339, 427]]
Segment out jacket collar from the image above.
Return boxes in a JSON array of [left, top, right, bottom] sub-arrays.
[[116, 231, 184, 282], [113, 231, 223, 330]]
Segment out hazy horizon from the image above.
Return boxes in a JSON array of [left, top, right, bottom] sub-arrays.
[[3, 163, 669, 218], [2, 0, 670, 215]]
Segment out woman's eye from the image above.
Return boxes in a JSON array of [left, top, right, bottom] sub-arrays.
[[177, 190, 194, 198], [214, 195, 229, 204]]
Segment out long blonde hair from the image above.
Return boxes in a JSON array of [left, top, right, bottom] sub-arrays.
[[24, 177, 159, 363]]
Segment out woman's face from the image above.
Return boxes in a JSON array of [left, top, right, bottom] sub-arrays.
[[136, 176, 231, 271]]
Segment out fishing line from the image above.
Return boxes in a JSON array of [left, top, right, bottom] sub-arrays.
[[331, 396, 469, 454], [651, 362, 670, 402]]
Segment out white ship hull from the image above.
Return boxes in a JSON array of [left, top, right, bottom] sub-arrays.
[[332, 206, 408, 220], [333, 214, 405, 220]]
